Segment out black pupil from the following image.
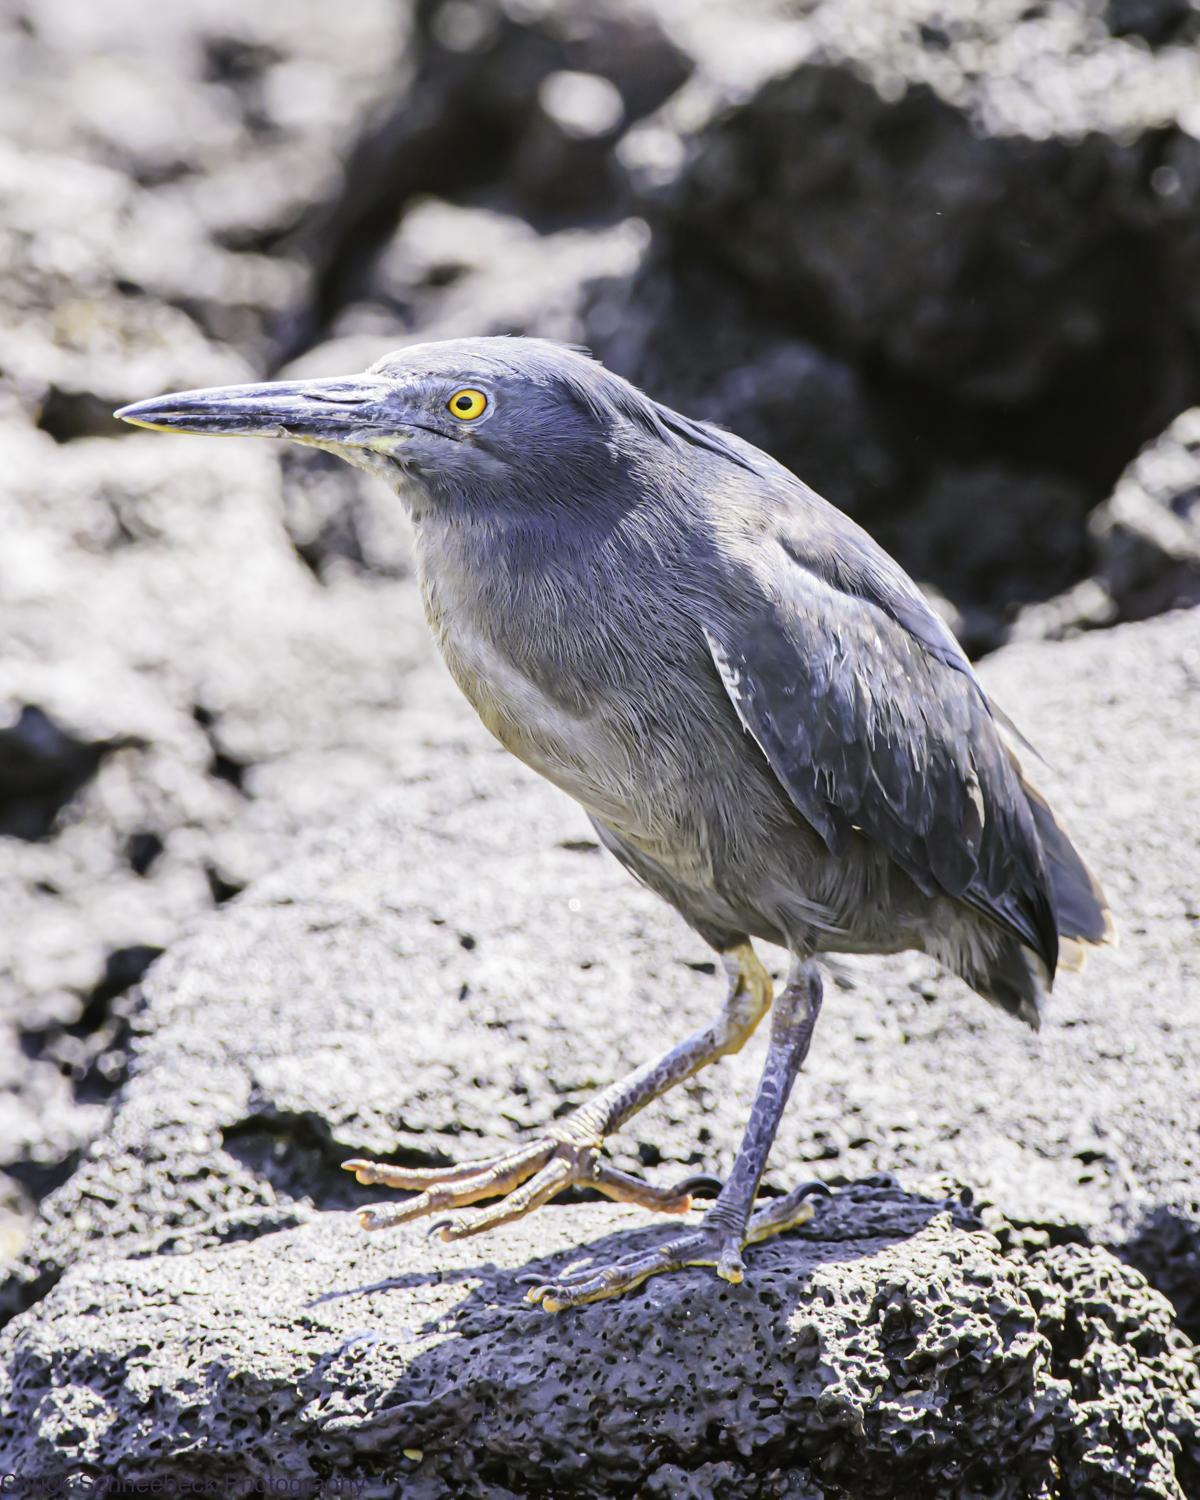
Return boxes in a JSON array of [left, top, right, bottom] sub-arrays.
[[455, 395, 473, 411]]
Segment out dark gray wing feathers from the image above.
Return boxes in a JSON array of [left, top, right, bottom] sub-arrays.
[[703, 538, 1059, 973]]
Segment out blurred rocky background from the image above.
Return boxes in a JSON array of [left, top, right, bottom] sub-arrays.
[[1, 0, 1199, 1492]]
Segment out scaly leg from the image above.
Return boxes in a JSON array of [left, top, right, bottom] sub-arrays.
[[525, 958, 824, 1311], [344, 941, 773, 1238]]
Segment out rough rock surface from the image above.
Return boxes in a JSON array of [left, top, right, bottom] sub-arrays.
[[326, 199, 648, 354], [7, 0, 1200, 1245], [0, 0, 430, 1252], [0, 418, 439, 1253], [0, 0, 409, 423], [8, 609, 1200, 1303], [1, 612, 1198, 1490], [3, 1191, 1198, 1498]]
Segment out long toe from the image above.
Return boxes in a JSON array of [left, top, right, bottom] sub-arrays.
[[344, 1130, 695, 1243], [431, 1156, 575, 1241], [342, 1154, 525, 1190], [355, 1147, 549, 1231], [745, 1180, 831, 1244], [524, 1183, 830, 1311], [525, 1222, 748, 1312], [588, 1162, 700, 1214]]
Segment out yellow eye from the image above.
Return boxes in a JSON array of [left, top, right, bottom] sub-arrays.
[[447, 387, 488, 420]]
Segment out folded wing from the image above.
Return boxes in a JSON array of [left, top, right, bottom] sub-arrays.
[[702, 523, 1059, 975]]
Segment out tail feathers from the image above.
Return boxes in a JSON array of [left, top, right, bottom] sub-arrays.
[[1019, 771, 1116, 952], [970, 936, 1050, 1030], [963, 768, 1113, 1030]]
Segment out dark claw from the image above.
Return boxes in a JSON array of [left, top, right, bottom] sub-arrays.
[[674, 1173, 725, 1197], [425, 1217, 454, 1238], [795, 1179, 832, 1200]]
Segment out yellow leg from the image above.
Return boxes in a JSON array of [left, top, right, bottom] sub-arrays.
[[344, 942, 774, 1241]]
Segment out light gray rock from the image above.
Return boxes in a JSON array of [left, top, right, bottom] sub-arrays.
[[0, 0, 413, 441], [342, 200, 648, 351], [0, 1, 407, 256], [3, 611, 1198, 1351], [0, 416, 448, 1253], [0, 139, 260, 435]]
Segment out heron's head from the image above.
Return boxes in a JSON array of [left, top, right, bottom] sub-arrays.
[[116, 336, 731, 524]]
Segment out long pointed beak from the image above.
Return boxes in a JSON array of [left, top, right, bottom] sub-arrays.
[[114, 375, 394, 442]]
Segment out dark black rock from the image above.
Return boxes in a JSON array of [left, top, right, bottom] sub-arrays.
[[1, 1199, 1196, 1497], [0, 707, 130, 842], [604, 1, 1200, 642], [1015, 406, 1200, 641], [1091, 407, 1200, 621], [1104, 0, 1200, 47]]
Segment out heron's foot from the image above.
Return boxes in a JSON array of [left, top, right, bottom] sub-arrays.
[[343, 1133, 713, 1243], [523, 1179, 829, 1312]]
